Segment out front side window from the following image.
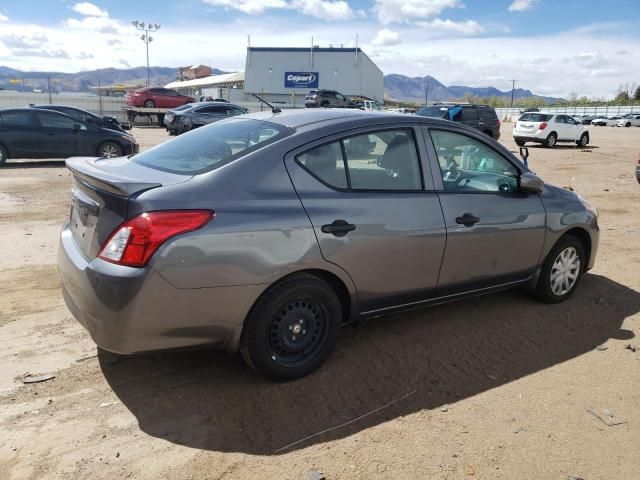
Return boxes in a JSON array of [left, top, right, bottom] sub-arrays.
[[36, 112, 79, 130], [296, 129, 422, 191], [430, 130, 518, 193], [555, 115, 567, 124]]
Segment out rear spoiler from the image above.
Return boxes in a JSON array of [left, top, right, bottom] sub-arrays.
[[66, 157, 161, 197]]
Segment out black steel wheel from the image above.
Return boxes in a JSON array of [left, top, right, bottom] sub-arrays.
[[240, 273, 342, 381]]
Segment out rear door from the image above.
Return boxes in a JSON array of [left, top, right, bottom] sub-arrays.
[[564, 115, 581, 140], [554, 115, 570, 139], [0, 110, 38, 157], [285, 125, 447, 313], [424, 127, 546, 294], [461, 106, 480, 130]]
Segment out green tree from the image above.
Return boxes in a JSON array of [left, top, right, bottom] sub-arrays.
[[615, 91, 630, 102], [634, 85, 640, 100]]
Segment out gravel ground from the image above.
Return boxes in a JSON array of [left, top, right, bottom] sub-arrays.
[[0, 123, 639, 480]]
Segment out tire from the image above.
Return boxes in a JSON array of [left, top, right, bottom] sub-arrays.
[[143, 99, 155, 108], [97, 141, 123, 158], [320, 101, 329, 107], [0, 143, 8, 165], [534, 235, 586, 304], [625, 122, 631, 127], [576, 133, 589, 147], [544, 132, 557, 148], [515, 139, 525, 147], [240, 273, 342, 381]]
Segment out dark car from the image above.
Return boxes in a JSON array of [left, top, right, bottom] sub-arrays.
[[58, 109, 599, 381], [304, 90, 349, 108], [0, 108, 138, 164], [164, 102, 248, 135], [31, 104, 124, 131], [416, 103, 501, 140], [126, 87, 194, 108]]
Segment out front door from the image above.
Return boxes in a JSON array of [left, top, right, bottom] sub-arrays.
[[34, 111, 80, 157], [285, 127, 447, 313], [424, 127, 546, 295]]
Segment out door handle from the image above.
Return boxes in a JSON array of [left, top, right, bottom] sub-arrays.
[[321, 219, 356, 237], [455, 213, 480, 227]]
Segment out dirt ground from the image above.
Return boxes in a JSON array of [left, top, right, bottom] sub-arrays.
[[0, 123, 638, 480]]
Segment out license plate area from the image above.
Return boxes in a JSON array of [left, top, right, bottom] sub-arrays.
[[70, 187, 100, 254]]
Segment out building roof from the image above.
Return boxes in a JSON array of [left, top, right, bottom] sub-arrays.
[[165, 72, 244, 89], [248, 47, 363, 53]]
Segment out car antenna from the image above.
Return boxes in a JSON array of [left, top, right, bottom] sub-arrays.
[[251, 93, 281, 114]]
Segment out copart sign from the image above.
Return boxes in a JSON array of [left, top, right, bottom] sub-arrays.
[[284, 72, 319, 88]]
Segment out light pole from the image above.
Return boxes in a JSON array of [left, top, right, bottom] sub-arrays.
[[510, 79, 518, 108], [132, 21, 161, 86]]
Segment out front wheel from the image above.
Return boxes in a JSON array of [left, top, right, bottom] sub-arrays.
[[544, 132, 557, 148], [534, 235, 585, 303], [625, 122, 631, 127], [0, 144, 8, 165], [97, 141, 123, 158], [576, 133, 589, 147], [240, 274, 342, 381]]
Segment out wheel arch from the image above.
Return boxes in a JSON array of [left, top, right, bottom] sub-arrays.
[[560, 227, 592, 271], [0, 141, 10, 159]]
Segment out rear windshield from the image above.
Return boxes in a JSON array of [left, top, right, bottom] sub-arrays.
[[131, 118, 292, 174], [519, 113, 553, 122], [416, 106, 449, 119], [170, 104, 196, 112]]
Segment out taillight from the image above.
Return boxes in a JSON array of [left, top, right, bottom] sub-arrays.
[[539, 122, 548, 130], [99, 210, 214, 267]]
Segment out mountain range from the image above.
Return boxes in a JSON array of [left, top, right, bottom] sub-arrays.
[[0, 66, 563, 103]]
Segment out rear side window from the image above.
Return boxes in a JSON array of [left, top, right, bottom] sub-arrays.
[[36, 112, 79, 129], [462, 107, 479, 121], [131, 118, 291, 174], [195, 106, 227, 114], [519, 113, 552, 122], [478, 107, 497, 119], [0, 111, 33, 126], [297, 129, 422, 191]]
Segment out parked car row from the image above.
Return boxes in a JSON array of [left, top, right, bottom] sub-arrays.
[[0, 106, 138, 164], [416, 103, 502, 140]]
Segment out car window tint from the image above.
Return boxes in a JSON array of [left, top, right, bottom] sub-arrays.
[[555, 115, 566, 124], [0, 111, 32, 126], [478, 107, 497, 119], [296, 142, 348, 189], [196, 106, 226, 114], [430, 130, 518, 193], [228, 107, 245, 116], [462, 107, 479, 121], [344, 130, 422, 191], [519, 113, 552, 122], [132, 119, 290, 175], [36, 111, 77, 129]]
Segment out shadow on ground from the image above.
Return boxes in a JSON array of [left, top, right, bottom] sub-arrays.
[[100, 273, 638, 455], [1, 160, 66, 169]]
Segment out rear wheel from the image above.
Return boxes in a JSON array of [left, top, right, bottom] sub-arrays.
[[0, 144, 8, 165], [240, 273, 341, 381], [97, 141, 123, 158], [143, 99, 155, 108], [577, 133, 589, 147], [534, 235, 585, 303], [544, 132, 557, 148]]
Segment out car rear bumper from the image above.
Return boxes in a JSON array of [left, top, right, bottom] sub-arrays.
[[513, 134, 545, 143], [58, 224, 263, 354]]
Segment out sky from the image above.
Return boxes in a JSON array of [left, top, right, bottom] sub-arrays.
[[0, 0, 639, 98]]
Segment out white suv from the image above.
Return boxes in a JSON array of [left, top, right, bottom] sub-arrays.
[[616, 114, 640, 127], [514, 113, 589, 148]]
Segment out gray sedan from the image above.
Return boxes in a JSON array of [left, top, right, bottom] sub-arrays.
[[58, 109, 599, 381], [164, 101, 247, 134]]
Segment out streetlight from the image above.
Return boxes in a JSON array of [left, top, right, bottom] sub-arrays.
[[131, 21, 161, 86]]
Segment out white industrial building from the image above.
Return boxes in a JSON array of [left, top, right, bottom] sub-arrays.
[[165, 46, 384, 110]]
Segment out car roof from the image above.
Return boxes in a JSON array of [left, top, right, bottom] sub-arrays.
[[242, 107, 475, 130]]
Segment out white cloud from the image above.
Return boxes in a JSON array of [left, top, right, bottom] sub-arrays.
[[372, 28, 401, 46], [65, 16, 123, 34], [72, 2, 108, 18], [417, 18, 483, 35], [202, 0, 354, 19], [508, 0, 539, 12], [202, 0, 287, 15], [373, 0, 463, 24], [291, 0, 355, 20], [0, 13, 8, 22]]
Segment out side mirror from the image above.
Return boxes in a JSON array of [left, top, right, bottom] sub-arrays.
[[520, 172, 544, 193]]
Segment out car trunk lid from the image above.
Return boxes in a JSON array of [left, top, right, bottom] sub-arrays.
[[66, 156, 191, 259]]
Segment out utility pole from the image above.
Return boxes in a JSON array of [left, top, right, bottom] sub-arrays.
[[132, 21, 161, 86], [510, 79, 517, 108], [47, 76, 52, 104]]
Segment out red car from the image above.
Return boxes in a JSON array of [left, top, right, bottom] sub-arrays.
[[126, 87, 194, 108]]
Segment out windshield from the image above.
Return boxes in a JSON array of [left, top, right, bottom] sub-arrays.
[[416, 106, 449, 119], [519, 113, 553, 122], [131, 118, 292, 175]]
